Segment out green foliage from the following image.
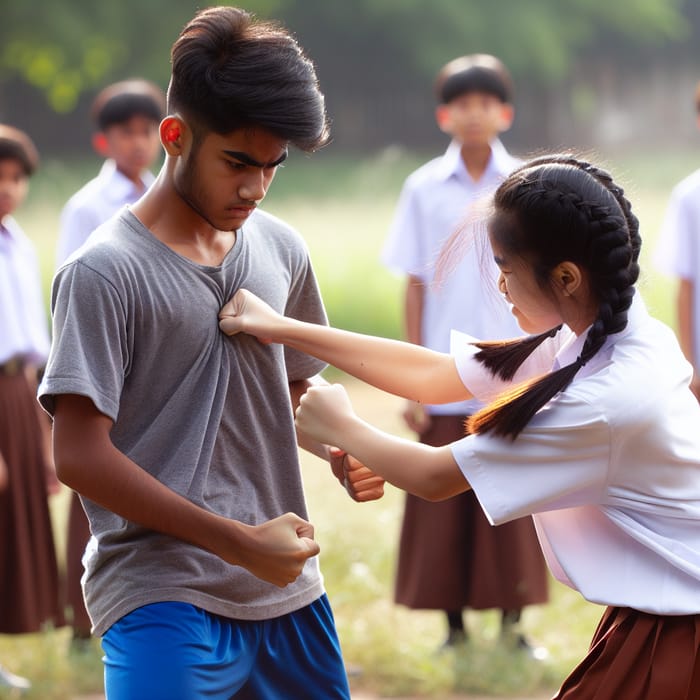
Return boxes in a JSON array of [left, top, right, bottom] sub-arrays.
[[0, 0, 691, 114]]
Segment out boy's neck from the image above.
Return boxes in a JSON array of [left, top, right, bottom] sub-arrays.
[[459, 143, 493, 182]]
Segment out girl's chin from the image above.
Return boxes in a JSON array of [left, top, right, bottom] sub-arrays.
[[512, 309, 547, 335]]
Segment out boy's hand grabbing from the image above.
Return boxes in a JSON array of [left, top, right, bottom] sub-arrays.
[[330, 448, 385, 502]]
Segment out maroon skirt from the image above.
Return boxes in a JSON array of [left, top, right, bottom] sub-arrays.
[[555, 606, 700, 699], [0, 372, 64, 633], [394, 414, 549, 611]]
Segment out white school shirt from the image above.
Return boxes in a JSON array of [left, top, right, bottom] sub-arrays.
[[654, 167, 700, 369], [56, 159, 155, 265], [449, 296, 700, 614], [0, 216, 51, 365], [382, 139, 522, 415]]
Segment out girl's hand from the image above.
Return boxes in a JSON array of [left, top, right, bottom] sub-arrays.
[[218, 289, 281, 342], [295, 384, 357, 449]]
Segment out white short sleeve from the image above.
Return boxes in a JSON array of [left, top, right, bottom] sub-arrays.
[[451, 392, 611, 525]]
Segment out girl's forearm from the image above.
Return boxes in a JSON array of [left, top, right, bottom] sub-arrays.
[[326, 415, 469, 500], [280, 318, 471, 405]]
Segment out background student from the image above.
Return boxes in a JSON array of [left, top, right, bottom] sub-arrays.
[[0, 123, 63, 691], [55, 77, 165, 265], [654, 78, 700, 401], [381, 53, 547, 652]]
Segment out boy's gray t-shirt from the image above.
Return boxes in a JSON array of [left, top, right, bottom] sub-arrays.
[[39, 208, 329, 636]]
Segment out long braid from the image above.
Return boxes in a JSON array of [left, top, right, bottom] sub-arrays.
[[468, 155, 639, 439]]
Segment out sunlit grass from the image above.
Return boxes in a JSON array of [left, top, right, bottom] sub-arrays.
[[1, 147, 695, 698]]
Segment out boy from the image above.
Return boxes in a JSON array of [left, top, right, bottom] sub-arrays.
[[55, 78, 165, 265], [0, 124, 62, 691], [39, 7, 367, 699], [55, 77, 165, 649], [381, 54, 549, 652], [654, 79, 700, 400]]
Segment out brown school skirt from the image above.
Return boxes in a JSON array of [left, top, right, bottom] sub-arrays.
[[0, 372, 64, 633], [394, 414, 549, 611], [555, 606, 700, 699]]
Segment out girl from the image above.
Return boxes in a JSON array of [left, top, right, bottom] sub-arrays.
[[220, 154, 700, 699]]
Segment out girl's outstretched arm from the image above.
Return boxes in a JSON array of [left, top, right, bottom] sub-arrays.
[[294, 383, 470, 500], [219, 289, 472, 406]]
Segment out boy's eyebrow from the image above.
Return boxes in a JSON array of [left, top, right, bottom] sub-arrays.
[[222, 149, 288, 168]]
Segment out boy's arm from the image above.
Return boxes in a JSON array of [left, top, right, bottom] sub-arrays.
[[220, 289, 471, 406], [677, 278, 700, 399], [289, 377, 385, 502], [295, 383, 469, 501], [52, 393, 319, 587]]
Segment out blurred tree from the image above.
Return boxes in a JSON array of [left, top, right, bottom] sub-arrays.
[[0, 0, 687, 113], [0, 0, 695, 154]]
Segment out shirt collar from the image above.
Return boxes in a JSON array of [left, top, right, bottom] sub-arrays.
[[435, 138, 515, 183], [0, 216, 20, 240], [100, 159, 155, 203]]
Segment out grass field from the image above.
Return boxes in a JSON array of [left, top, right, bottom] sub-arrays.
[[0, 146, 696, 698]]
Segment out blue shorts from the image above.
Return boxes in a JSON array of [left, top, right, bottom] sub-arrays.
[[102, 595, 350, 699]]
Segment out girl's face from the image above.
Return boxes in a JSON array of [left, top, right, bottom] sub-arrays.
[[490, 236, 563, 334]]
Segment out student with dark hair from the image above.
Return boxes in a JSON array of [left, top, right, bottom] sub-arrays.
[[56, 78, 165, 265], [382, 53, 547, 652], [221, 154, 700, 699], [0, 124, 63, 692], [39, 7, 377, 699]]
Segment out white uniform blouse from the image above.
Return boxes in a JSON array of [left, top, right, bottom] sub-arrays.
[[450, 296, 700, 614], [0, 216, 50, 366]]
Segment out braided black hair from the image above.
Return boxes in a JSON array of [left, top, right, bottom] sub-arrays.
[[467, 155, 640, 439]]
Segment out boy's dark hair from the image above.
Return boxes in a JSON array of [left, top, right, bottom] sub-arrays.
[[91, 79, 166, 131], [167, 6, 330, 152], [434, 54, 513, 105], [0, 124, 39, 176]]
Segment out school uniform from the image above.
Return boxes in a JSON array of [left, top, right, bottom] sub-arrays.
[[382, 139, 548, 615], [450, 295, 700, 698], [56, 158, 155, 265], [0, 216, 63, 633]]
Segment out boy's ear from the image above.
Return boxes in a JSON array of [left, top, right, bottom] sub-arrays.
[[497, 103, 515, 133], [435, 105, 453, 135], [92, 132, 110, 157], [160, 116, 185, 154]]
